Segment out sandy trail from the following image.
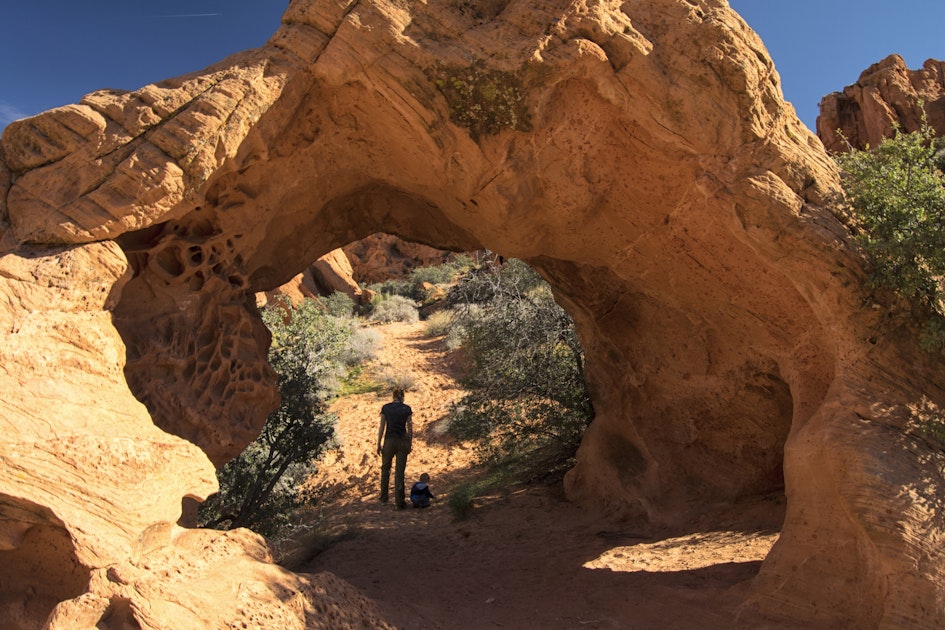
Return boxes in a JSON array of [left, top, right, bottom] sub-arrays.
[[301, 321, 783, 629]]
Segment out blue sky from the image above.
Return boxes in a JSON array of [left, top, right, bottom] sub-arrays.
[[1, 1, 942, 133], [731, 0, 945, 130]]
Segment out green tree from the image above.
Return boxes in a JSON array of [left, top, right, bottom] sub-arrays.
[[838, 123, 945, 310], [199, 298, 353, 535], [446, 258, 592, 464]]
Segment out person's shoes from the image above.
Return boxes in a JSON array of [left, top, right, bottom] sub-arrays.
[[396, 503, 407, 510], [379, 497, 389, 504]]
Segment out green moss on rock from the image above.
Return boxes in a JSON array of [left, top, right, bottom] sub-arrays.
[[431, 62, 532, 140]]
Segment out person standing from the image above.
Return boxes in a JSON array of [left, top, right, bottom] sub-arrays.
[[377, 388, 413, 509]]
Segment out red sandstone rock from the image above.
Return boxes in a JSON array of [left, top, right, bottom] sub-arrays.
[[818, 54, 945, 152], [1, 0, 943, 627], [310, 248, 366, 304], [257, 270, 318, 308], [343, 233, 458, 284]]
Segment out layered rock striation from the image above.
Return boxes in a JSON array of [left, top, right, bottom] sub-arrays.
[[1, 0, 944, 627]]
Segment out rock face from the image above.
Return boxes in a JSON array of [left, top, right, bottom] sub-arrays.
[[310, 248, 367, 304], [818, 54, 945, 152], [260, 249, 362, 308], [1, 0, 944, 628], [343, 233, 459, 284]]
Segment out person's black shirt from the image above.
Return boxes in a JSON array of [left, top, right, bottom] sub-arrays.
[[381, 401, 412, 437]]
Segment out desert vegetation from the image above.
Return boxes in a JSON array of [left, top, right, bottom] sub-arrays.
[[442, 258, 592, 463], [199, 255, 592, 536], [198, 297, 380, 536], [836, 120, 945, 350], [836, 120, 945, 441]]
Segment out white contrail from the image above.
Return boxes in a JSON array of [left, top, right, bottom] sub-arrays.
[[145, 13, 223, 18]]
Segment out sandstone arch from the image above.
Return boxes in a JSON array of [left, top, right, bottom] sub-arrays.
[[1, 0, 944, 627]]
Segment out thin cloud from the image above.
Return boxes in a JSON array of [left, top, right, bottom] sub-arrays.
[[0, 101, 29, 129], [143, 13, 223, 18]]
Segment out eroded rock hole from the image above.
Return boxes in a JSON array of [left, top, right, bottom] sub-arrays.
[[0, 500, 91, 630], [154, 246, 185, 278], [97, 597, 141, 630]]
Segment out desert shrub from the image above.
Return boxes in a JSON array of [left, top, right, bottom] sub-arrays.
[[367, 278, 411, 299], [375, 366, 417, 392], [370, 295, 420, 323], [343, 327, 382, 365], [444, 467, 523, 520], [198, 298, 364, 536], [446, 482, 478, 520], [837, 121, 945, 350], [446, 254, 541, 306], [410, 263, 458, 288], [325, 292, 355, 318], [442, 303, 482, 350], [368, 256, 476, 302], [446, 258, 593, 465], [424, 309, 454, 337]]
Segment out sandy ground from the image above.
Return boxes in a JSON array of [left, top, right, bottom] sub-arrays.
[[299, 321, 784, 629]]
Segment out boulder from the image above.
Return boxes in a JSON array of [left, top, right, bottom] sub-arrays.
[[310, 247, 366, 304]]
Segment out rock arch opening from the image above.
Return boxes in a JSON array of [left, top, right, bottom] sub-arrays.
[[112, 183, 807, 521]]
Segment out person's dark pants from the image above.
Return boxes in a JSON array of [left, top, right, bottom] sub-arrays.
[[380, 435, 410, 507]]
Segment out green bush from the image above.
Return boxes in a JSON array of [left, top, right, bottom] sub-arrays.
[[838, 123, 945, 298], [837, 122, 945, 441], [837, 121, 945, 349], [446, 259, 592, 465], [198, 298, 363, 536], [444, 468, 521, 520], [368, 256, 476, 303], [370, 295, 420, 323], [325, 292, 355, 318], [409, 263, 457, 288], [367, 278, 411, 299], [446, 482, 478, 520]]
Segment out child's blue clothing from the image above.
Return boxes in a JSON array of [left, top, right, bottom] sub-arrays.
[[410, 481, 435, 508]]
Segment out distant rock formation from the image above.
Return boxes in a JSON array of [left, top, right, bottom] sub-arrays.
[[343, 233, 460, 285], [818, 54, 945, 152], [262, 236, 458, 307], [257, 268, 320, 308], [310, 248, 366, 302], [2, 1, 944, 628]]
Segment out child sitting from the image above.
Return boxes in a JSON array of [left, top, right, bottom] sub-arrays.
[[410, 473, 435, 508]]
